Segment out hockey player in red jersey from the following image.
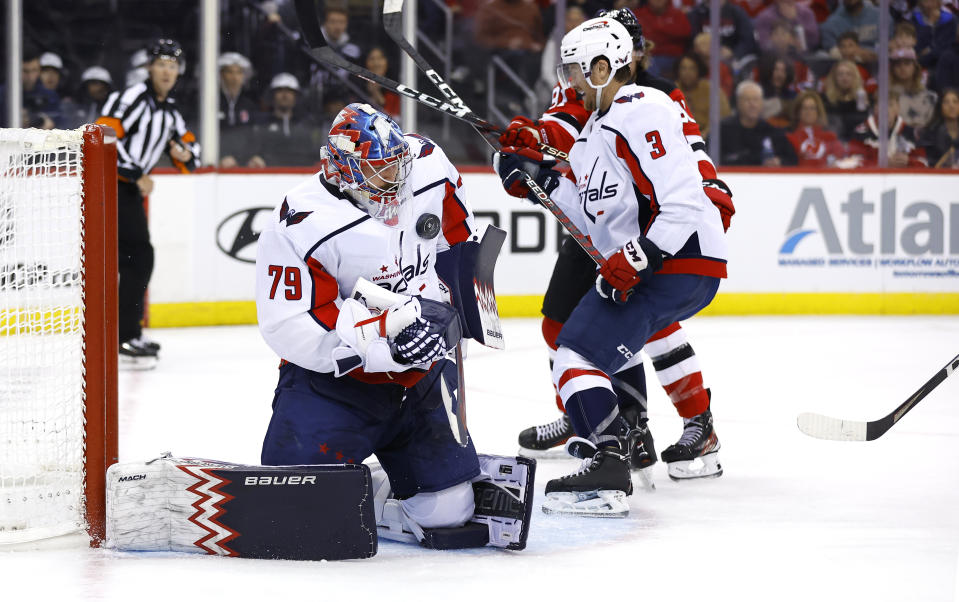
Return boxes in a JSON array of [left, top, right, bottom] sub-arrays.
[[499, 8, 733, 485], [255, 103, 534, 548], [494, 16, 729, 516]]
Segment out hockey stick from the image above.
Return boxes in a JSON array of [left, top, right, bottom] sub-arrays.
[[797, 352, 959, 441], [293, 0, 502, 135], [380, 0, 568, 161], [378, 0, 606, 267]]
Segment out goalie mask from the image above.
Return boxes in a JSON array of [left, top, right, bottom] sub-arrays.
[[321, 103, 413, 227], [557, 18, 632, 109]]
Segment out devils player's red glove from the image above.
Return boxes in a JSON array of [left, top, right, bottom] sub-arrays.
[[703, 178, 734, 232], [498, 116, 543, 149], [595, 236, 664, 304]]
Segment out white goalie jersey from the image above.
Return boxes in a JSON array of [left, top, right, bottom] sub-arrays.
[[550, 84, 728, 278], [255, 135, 476, 379]]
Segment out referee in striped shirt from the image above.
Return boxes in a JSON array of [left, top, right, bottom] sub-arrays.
[[97, 38, 200, 363]]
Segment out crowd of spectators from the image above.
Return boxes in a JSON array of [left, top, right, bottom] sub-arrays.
[[4, 0, 959, 168]]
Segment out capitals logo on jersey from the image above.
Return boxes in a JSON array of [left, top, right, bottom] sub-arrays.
[[373, 243, 432, 294], [577, 158, 619, 222], [279, 198, 312, 226]]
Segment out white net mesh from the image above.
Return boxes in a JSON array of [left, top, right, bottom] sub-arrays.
[[0, 128, 87, 543]]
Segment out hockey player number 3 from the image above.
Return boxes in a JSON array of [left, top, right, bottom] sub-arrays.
[[646, 131, 665, 159], [267, 265, 302, 300]]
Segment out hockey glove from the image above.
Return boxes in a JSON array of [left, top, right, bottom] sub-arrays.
[[492, 146, 562, 205], [390, 298, 462, 365], [498, 116, 545, 150], [703, 178, 734, 232], [595, 236, 664, 305]]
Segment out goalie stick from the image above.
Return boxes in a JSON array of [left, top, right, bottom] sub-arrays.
[[375, 0, 607, 268], [349, 225, 509, 446], [380, 0, 567, 161], [797, 352, 959, 441]]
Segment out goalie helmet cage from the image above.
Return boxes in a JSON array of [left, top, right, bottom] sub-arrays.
[[0, 125, 118, 546]]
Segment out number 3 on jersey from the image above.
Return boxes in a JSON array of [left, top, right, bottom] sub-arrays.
[[646, 131, 666, 159], [646, 130, 666, 159], [267, 265, 302, 300]]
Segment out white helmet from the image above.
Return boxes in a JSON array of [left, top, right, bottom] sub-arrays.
[[217, 52, 253, 78], [269, 72, 301, 92], [557, 17, 632, 108]]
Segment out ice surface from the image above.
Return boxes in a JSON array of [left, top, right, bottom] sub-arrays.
[[3, 316, 958, 601]]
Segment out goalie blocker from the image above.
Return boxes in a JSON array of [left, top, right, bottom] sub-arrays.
[[106, 453, 535, 560]]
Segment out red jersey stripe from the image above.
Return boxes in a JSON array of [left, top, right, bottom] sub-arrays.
[[305, 257, 340, 330], [697, 159, 718, 180], [660, 257, 727, 278], [441, 180, 471, 245], [348, 367, 428, 388], [613, 133, 659, 233], [682, 121, 702, 138]]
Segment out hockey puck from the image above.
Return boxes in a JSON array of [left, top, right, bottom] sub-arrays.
[[416, 213, 440, 239]]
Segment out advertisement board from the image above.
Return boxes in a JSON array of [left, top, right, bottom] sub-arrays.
[[146, 170, 959, 326]]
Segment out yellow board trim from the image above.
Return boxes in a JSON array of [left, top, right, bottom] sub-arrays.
[[149, 301, 258, 327], [146, 293, 959, 328]]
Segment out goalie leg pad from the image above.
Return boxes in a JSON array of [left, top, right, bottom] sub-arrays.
[[372, 465, 477, 546], [471, 454, 536, 550], [370, 455, 536, 550], [106, 455, 377, 560]]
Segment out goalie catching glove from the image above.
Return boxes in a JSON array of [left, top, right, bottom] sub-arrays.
[[333, 296, 461, 375], [596, 236, 664, 304], [492, 146, 562, 205], [390, 298, 460, 364]]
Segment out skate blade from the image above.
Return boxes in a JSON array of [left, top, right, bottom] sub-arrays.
[[517, 446, 570, 459], [632, 466, 656, 492], [541, 490, 629, 518], [666, 451, 722, 481], [119, 356, 158, 371]]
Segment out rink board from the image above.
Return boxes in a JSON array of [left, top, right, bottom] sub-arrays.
[[144, 170, 959, 326]]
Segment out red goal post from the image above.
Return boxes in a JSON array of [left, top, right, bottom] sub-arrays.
[[0, 124, 118, 545]]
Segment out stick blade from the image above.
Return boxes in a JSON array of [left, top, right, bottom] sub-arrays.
[[796, 412, 868, 441], [471, 226, 507, 349]]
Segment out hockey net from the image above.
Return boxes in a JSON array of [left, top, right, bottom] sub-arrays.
[[0, 125, 118, 545]]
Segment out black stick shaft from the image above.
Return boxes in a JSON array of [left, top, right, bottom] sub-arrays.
[[866, 352, 959, 440], [380, 0, 602, 266], [294, 0, 500, 133]]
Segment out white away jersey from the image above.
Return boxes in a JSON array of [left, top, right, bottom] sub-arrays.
[[255, 135, 476, 380], [551, 84, 728, 277]]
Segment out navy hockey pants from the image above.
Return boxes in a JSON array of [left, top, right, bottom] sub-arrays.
[[555, 273, 720, 441], [557, 273, 720, 375], [261, 359, 480, 499]]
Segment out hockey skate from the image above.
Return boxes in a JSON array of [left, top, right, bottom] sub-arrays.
[[131, 335, 161, 354], [542, 438, 632, 518], [660, 407, 722, 481], [517, 414, 572, 458], [624, 420, 656, 492], [119, 339, 158, 371]]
